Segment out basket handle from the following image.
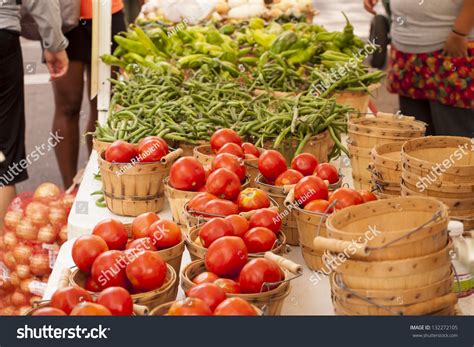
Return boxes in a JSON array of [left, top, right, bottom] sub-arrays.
[[239, 206, 279, 220], [376, 111, 416, 122], [264, 252, 302, 274], [161, 148, 183, 165], [313, 237, 369, 258], [403, 293, 458, 316], [284, 187, 295, 207], [133, 304, 149, 316], [282, 184, 295, 194], [58, 268, 71, 289]]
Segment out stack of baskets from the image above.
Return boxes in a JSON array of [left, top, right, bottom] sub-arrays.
[[370, 142, 403, 198], [313, 197, 458, 316], [401, 136, 474, 230], [347, 115, 426, 190]]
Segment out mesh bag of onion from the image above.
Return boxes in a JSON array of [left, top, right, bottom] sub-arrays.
[[0, 183, 76, 316]]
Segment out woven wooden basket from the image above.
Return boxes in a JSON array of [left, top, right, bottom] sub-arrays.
[[163, 177, 201, 226], [333, 84, 380, 114], [70, 264, 178, 310], [156, 236, 185, 275], [92, 138, 111, 153], [97, 149, 183, 217], [177, 141, 207, 156], [348, 144, 372, 190], [150, 300, 264, 316], [370, 142, 403, 183], [314, 197, 449, 262], [180, 253, 302, 316], [263, 130, 333, 163], [193, 144, 262, 188], [185, 224, 287, 261]]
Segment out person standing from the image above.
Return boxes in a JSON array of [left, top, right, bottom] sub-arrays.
[[0, 0, 69, 226], [51, 0, 126, 188], [364, 0, 474, 136]]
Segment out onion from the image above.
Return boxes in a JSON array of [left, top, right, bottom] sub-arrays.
[[20, 278, 34, 294], [13, 244, 33, 265], [0, 277, 13, 291], [16, 264, 31, 279], [37, 225, 57, 244], [3, 231, 18, 250], [62, 194, 76, 209], [29, 253, 50, 277], [33, 183, 61, 201], [48, 206, 67, 226], [0, 237, 5, 251], [26, 202, 50, 227], [58, 225, 68, 244], [10, 271, 20, 287], [16, 219, 38, 241], [4, 210, 23, 230], [2, 305, 15, 316], [11, 291, 29, 307], [3, 251, 16, 269]]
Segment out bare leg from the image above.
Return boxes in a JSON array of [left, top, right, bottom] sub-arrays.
[[52, 61, 85, 188], [0, 185, 16, 229]]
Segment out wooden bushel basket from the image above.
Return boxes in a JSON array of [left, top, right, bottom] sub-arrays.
[[314, 197, 449, 261], [185, 224, 287, 261], [177, 140, 207, 156], [333, 84, 380, 114], [70, 264, 178, 310], [98, 149, 183, 217], [193, 144, 262, 188], [157, 236, 185, 275], [180, 253, 302, 316], [163, 177, 201, 226], [347, 143, 372, 190], [263, 130, 333, 164], [92, 137, 111, 153], [150, 301, 263, 316], [370, 142, 403, 183]]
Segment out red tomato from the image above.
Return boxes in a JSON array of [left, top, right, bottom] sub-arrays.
[[169, 157, 206, 191], [70, 302, 111, 316], [105, 140, 137, 163], [224, 215, 249, 238], [192, 272, 219, 285], [206, 168, 241, 200], [126, 251, 167, 292], [314, 163, 339, 184], [126, 237, 157, 252], [217, 143, 245, 158], [210, 129, 242, 153], [213, 278, 241, 294], [167, 297, 212, 316], [304, 199, 333, 214], [248, 208, 281, 234], [294, 176, 328, 207], [131, 212, 159, 240], [84, 275, 101, 292], [275, 169, 304, 186], [359, 190, 378, 203], [32, 307, 66, 316], [147, 220, 182, 250], [205, 236, 248, 278], [238, 258, 282, 294], [237, 188, 271, 212], [243, 227, 277, 253], [212, 153, 246, 182], [137, 137, 167, 162], [203, 199, 239, 216], [258, 150, 287, 181], [187, 283, 227, 312], [91, 250, 128, 290], [139, 136, 168, 153], [92, 219, 128, 251], [188, 193, 217, 213], [213, 298, 257, 316], [199, 218, 234, 248], [291, 153, 319, 176], [329, 188, 364, 210], [241, 142, 260, 158], [197, 186, 207, 192], [96, 287, 133, 316], [72, 235, 108, 273], [50, 287, 93, 315]]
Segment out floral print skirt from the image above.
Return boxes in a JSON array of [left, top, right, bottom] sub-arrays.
[[387, 43, 474, 109]]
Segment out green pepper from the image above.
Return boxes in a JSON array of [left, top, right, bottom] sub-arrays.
[[101, 54, 127, 68], [249, 18, 265, 30], [219, 24, 235, 35], [287, 46, 317, 65], [252, 30, 276, 49], [270, 31, 298, 54], [338, 12, 355, 48], [206, 28, 224, 45], [316, 32, 339, 42], [114, 35, 149, 56]]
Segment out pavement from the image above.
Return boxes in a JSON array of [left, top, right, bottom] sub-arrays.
[[17, 0, 397, 193]]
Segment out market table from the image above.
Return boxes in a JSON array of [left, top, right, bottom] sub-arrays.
[[51, 150, 353, 315]]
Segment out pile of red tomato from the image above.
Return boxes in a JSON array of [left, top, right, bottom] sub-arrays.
[[197, 207, 282, 253], [71, 216, 182, 294], [32, 286, 134, 316], [167, 295, 257, 316], [210, 128, 261, 159], [104, 136, 169, 163]]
